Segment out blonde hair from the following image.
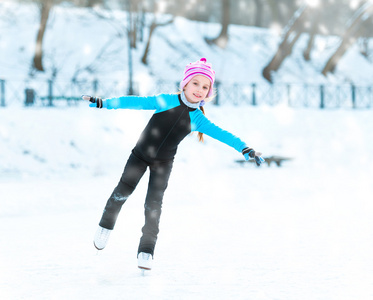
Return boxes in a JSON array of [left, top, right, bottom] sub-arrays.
[[198, 106, 205, 142]]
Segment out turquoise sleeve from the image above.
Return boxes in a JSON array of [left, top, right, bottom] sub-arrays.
[[105, 93, 181, 113], [190, 110, 247, 153], [104, 95, 159, 110]]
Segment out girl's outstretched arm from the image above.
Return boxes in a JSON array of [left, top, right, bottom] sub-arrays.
[[191, 110, 265, 165], [82, 94, 170, 110], [191, 109, 247, 153]]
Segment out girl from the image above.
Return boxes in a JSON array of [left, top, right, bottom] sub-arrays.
[[83, 58, 264, 270]]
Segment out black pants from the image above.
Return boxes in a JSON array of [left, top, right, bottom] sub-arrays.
[[99, 152, 173, 256]]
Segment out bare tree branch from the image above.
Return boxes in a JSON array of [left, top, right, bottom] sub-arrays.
[[322, 2, 373, 76], [33, 0, 53, 72], [141, 15, 174, 65], [262, 4, 308, 83], [205, 0, 230, 49]]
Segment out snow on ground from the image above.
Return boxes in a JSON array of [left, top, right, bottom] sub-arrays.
[[1, 103, 373, 299]]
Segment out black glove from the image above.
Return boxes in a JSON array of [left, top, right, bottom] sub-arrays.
[[242, 147, 265, 166], [81, 95, 105, 108]]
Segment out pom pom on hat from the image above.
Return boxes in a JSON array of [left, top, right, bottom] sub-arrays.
[[180, 58, 215, 98]]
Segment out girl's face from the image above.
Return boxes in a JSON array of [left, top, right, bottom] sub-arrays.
[[183, 75, 211, 103]]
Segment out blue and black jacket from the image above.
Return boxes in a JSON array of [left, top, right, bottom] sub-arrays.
[[104, 93, 247, 162]]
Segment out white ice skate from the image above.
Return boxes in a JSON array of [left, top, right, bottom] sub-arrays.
[[93, 226, 112, 250], [137, 252, 153, 270]]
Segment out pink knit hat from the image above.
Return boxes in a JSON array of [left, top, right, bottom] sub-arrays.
[[180, 58, 215, 98]]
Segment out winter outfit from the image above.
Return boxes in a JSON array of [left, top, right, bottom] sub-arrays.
[[97, 92, 248, 256], [89, 58, 264, 260]]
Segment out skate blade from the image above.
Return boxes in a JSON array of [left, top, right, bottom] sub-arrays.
[[93, 241, 104, 251]]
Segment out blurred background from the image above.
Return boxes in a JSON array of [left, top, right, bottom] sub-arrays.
[[2, 0, 373, 107], [1, 1, 373, 299]]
